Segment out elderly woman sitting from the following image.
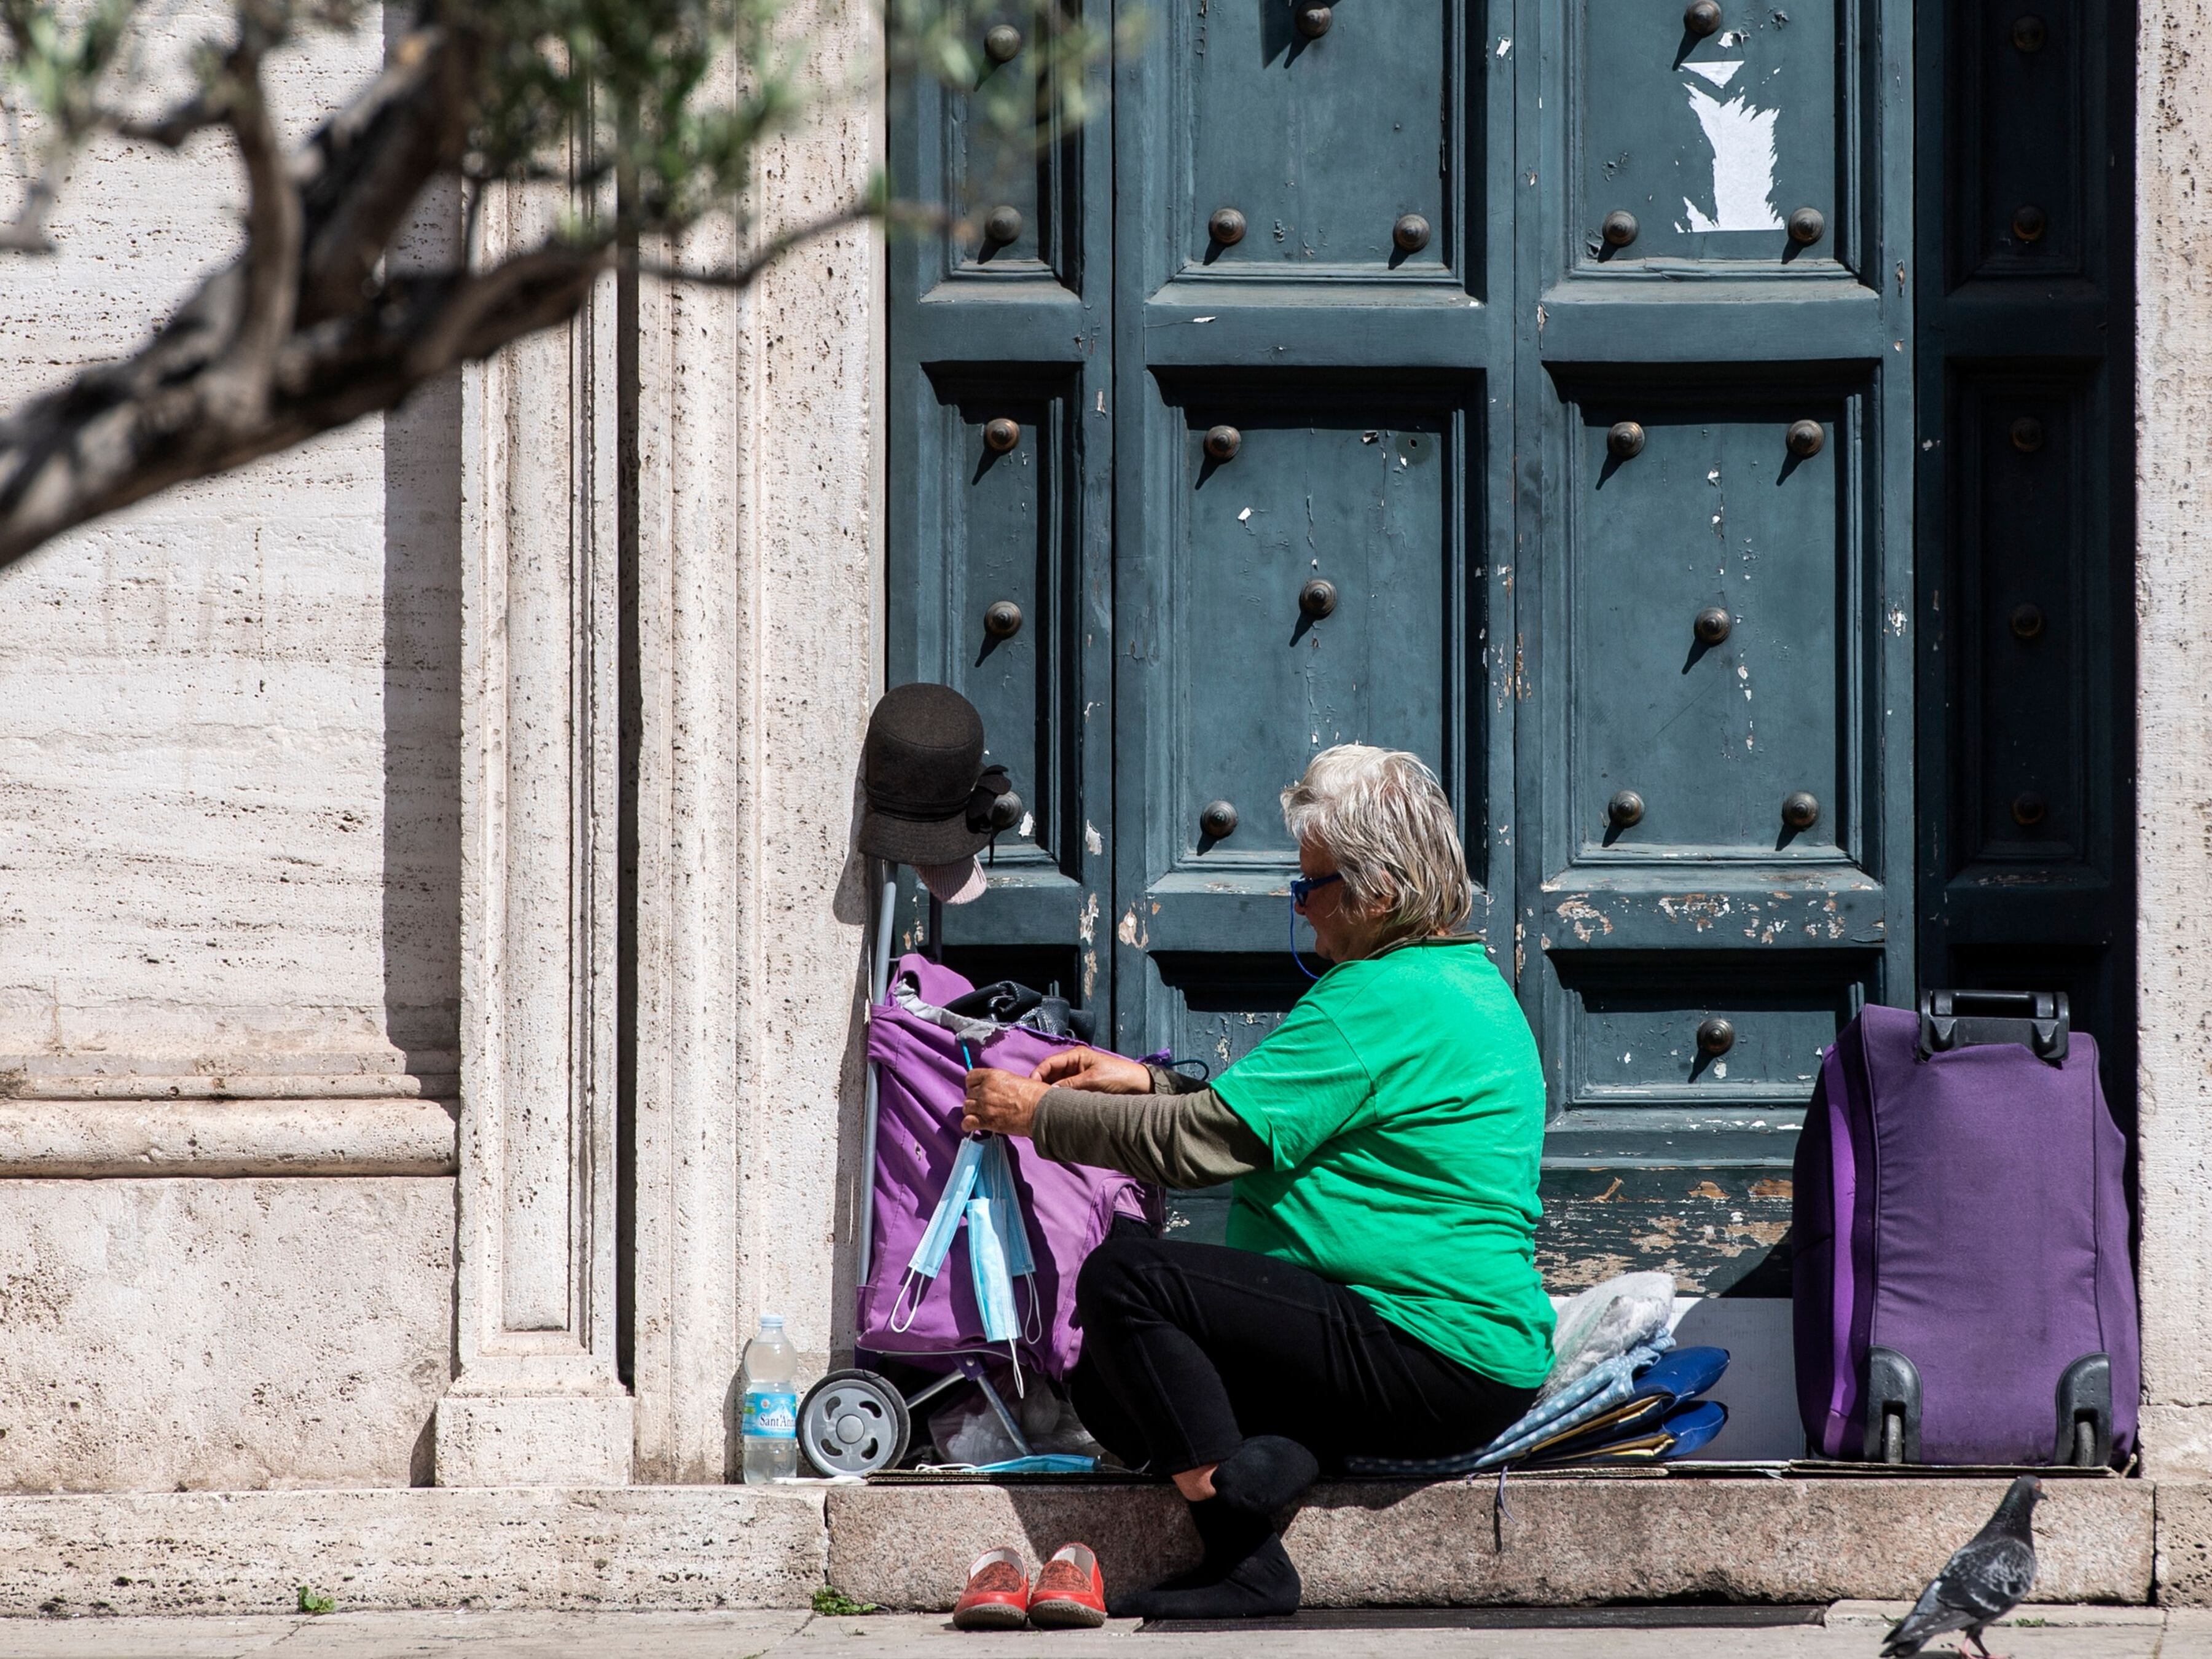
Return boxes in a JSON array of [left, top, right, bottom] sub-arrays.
[[960, 745, 1553, 1620]]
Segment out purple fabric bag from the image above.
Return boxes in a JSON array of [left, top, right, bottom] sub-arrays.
[[857, 955, 1155, 1380], [1792, 1003, 2138, 1465]]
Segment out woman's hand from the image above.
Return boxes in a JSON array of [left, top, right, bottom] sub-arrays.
[[963, 1067, 1049, 1137], [1030, 1046, 1154, 1094]]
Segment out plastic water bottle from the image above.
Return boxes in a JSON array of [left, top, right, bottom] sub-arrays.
[[741, 1314, 800, 1484]]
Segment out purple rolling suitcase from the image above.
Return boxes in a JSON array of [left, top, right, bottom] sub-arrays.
[[1793, 992, 2138, 1466]]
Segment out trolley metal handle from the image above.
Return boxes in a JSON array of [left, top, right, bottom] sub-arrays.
[[853, 858, 900, 1290]]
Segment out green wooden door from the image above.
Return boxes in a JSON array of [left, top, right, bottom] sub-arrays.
[[886, 2, 1115, 997], [1508, 0, 1914, 1287], [1108, 1, 1517, 1104], [1911, 0, 2137, 1123], [888, 0, 2131, 1290]]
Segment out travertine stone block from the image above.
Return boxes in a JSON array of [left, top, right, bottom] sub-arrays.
[[825, 1477, 2154, 1610], [0, 1488, 825, 1615], [2158, 1480, 2212, 1606], [0, 1179, 453, 1493]]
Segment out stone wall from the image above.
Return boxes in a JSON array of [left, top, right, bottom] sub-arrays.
[[0, 0, 885, 1492], [2135, 0, 2212, 1484], [0, 5, 465, 1492]]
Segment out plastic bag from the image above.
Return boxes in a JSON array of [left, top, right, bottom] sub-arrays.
[[926, 1381, 1104, 1467], [1539, 1271, 1676, 1402]]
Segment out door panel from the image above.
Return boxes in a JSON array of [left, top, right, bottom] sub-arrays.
[[1528, 0, 1915, 1282], [938, 30, 1084, 286], [925, 374, 1081, 876], [1947, 370, 2103, 871], [1947, 0, 2088, 281], [1566, 388, 1853, 862], [1576, 0, 1849, 269], [1123, 376, 1493, 965], [1556, 957, 1868, 1110], [1180, 0, 1465, 275], [1175, 400, 1457, 863]]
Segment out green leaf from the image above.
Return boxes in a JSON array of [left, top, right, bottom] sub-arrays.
[[296, 1586, 335, 1616], [811, 1585, 880, 1617]]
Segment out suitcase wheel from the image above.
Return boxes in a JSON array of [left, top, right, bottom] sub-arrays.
[[1864, 1347, 1923, 1464], [2053, 1352, 2113, 1468]]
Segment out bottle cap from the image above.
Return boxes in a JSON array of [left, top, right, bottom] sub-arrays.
[[761, 1314, 785, 1329]]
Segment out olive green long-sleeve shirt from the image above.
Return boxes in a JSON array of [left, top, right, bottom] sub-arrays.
[[1028, 1065, 1268, 1187]]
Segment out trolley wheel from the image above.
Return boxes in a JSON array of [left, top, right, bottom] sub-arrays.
[[1880, 1413, 1905, 1466], [2072, 1418, 2099, 1469], [799, 1368, 912, 1477]]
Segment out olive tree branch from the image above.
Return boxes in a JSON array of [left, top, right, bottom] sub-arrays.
[[200, 23, 301, 424], [0, 0, 1123, 569], [99, 91, 221, 146], [627, 196, 894, 288]]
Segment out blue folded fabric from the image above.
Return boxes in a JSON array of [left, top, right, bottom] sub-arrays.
[[1659, 1399, 1728, 1457], [1521, 1344, 1730, 1451], [1529, 1398, 1730, 1465], [1343, 1337, 1676, 1479], [1630, 1344, 1730, 1405], [1486, 1344, 1730, 1468]]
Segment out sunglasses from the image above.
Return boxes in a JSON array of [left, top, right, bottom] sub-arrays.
[[1289, 871, 1343, 908]]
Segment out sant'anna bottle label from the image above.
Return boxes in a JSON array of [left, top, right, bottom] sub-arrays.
[[743, 1387, 798, 1440]]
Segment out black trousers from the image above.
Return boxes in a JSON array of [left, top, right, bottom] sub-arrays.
[[1067, 1225, 1539, 1475]]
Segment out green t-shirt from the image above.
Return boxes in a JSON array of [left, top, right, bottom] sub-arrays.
[[1210, 936, 1555, 1389]]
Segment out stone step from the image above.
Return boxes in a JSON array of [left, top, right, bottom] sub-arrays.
[[0, 1474, 2159, 1617], [823, 1473, 2154, 1611]]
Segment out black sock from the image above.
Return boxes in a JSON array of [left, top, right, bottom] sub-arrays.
[[1105, 1438, 1320, 1619], [1107, 1534, 1301, 1622], [1211, 1435, 1320, 1520], [1149, 1496, 1271, 1591]]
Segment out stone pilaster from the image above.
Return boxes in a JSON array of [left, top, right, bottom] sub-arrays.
[[434, 179, 632, 1486], [2135, 0, 2212, 1481], [625, 1, 884, 1480]]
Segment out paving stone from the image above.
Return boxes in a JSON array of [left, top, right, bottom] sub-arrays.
[[0, 1610, 2178, 1659]]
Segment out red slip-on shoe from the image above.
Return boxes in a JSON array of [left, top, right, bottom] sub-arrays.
[[1026, 1543, 1108, 1630], [952, 1547, 1032, 1631]]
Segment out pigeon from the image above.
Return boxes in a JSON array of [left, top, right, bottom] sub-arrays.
[[1880, 1475, 2043, 1658]]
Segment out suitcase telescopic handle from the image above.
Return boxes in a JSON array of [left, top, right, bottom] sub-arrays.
[[1916, 989, 2071, 1064]]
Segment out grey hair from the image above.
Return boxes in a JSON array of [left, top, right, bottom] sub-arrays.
[[1280, 745, 1474, 944]]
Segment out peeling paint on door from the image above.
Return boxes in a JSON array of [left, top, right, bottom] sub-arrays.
[[1679, 60, 1784, 233]]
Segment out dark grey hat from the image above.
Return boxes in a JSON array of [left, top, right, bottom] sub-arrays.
[[858, 683, 1018, 866]]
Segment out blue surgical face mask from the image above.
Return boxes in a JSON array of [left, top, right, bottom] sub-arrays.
[[890, 1135, 986, 1332], [975, 1134, 1043, 1346], [973, 1133, 1043, 1365], [967, 1195, 1021, 1347], [976, 1132, 1035, 1277]]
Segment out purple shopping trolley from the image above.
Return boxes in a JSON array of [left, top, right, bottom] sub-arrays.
[[793, 865, 1153, 1476]]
